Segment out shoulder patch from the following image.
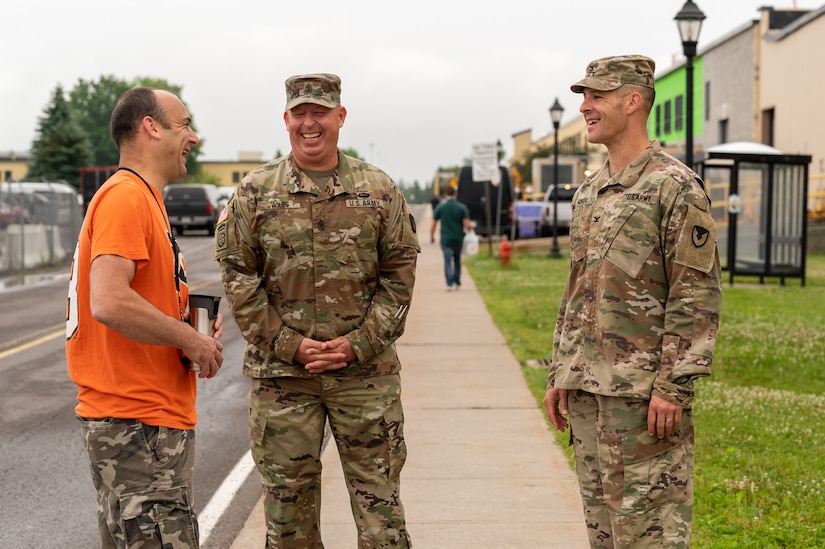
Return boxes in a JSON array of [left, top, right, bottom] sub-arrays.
[[214, 221, 228, 255], [675, 204, 717, 273], [409, 213, 417, 233], [217, 204, 229, 225]]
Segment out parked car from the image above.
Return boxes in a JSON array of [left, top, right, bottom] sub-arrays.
[[0, 181, 80, 227], [539, 183, 579, 235], [513, 183, 580, 238], [0, 200, 25, 228], [163, 183, 224, 235], [216, 186, 235, 210]]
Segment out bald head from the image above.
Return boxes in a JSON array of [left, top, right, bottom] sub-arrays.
[[110, 87, 171, 149]]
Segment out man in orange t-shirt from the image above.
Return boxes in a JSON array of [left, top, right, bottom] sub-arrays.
[[66, 87, 224, 548]]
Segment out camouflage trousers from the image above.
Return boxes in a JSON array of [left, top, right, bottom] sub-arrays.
[[250, 375, 410, 549], [78, 417, 198, 549], [567, 390, 694, 549]]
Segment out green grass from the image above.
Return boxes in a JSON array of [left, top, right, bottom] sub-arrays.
[[465, 251, 825, 548]]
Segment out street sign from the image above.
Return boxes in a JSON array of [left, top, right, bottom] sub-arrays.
[[471, 143, 501, 185]]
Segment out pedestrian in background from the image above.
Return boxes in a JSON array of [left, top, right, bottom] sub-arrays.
[[215, 73, 419, 548], [543, 55, 722, 548], [430, 184, 472, 291], [66, 87, 225, 548]]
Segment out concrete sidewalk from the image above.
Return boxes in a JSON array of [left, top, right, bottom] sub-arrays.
[[231, 219, 589, 548]]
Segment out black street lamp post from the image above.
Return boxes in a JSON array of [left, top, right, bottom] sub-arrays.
[[675, 0, 706, 169], [548, 97, 564, 259]]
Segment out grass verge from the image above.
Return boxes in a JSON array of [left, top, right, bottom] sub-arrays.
[[465, 250, 825, 548]]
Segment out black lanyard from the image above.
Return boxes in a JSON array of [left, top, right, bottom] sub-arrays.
[[116, 167, 184, 321]]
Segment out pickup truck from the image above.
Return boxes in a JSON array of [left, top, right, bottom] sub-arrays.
[[163, 183, 227, 236], [514, 183, 579, 238]]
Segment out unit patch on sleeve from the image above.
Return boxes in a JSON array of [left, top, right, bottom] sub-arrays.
[[675, 204, 717, 273]]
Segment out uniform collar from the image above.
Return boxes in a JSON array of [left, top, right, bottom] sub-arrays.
[[597, 141, 661, 191], [286, 149, 354, 198]]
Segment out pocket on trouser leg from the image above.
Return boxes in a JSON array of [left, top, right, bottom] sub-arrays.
[[614, 424, 694, 547], [120, 488, 199, 548], [621, 424, 692, 509]]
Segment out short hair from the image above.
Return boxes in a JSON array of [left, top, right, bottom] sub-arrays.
[[110, 87, 170, 149], [444, 185, 456, 197], [620, 84, 656, 117]]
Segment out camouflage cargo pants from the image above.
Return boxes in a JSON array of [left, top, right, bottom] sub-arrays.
[[78, 417, 198, 549], [250, 375, 410, 549], [567, 390, 694, 549]]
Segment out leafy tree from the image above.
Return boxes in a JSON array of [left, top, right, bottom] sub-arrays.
[[66, 75, 203, 179], [26, 84, 91, 185], [68, 75, 130, 167], [398, 179, 433, 204]]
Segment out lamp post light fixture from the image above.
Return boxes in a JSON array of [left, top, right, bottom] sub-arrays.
[[675, 0, 706, 169], [548, 97, 564, 259]]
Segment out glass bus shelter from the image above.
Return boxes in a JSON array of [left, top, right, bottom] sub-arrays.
[[696, 142, 811, 285]]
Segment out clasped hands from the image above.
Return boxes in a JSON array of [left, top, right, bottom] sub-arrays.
[[296, 336, 356, 374]]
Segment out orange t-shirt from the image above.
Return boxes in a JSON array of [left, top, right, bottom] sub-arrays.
[[66, 171, 196, 429]]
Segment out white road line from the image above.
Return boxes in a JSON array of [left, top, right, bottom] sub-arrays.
[[198, 449, 257, 544]]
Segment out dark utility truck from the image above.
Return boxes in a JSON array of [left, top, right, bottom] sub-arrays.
[[455, 165, 516, 237]]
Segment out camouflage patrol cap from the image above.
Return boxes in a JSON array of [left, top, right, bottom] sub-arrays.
[[570, 55, 656, 93], [285, 73, 341, 110]]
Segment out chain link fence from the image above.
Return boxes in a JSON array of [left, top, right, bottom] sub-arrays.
[[0, 181, 84, 276]]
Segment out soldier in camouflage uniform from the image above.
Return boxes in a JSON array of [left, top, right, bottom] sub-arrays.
[[215, 73, 420, 548], [543, 55, 722, 548]]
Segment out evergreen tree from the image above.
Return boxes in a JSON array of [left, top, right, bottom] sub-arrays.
[[68, 75, 131, 167], [27, 84, 91, 186]]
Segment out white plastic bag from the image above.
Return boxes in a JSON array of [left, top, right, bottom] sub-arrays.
[[462, 230, 479, 256]]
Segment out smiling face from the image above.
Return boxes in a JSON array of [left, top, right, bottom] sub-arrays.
[[154, 90, 199, 181], [284, 102, 347, 171], [579, 87, 632, 150]]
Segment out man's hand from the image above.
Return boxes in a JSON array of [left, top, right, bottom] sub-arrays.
[[181, 316, 224, 379], [647, 394, 683, 439], [543, 387, 569, 432], [296, 336, 356, 374]]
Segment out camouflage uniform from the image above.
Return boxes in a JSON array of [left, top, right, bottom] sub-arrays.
[[548, 57, 722, 549], [215, 147, 419, 547], [79, 417, 197, 548]]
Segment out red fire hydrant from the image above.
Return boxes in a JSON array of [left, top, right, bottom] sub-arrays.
[[499, 236, 512, 268]]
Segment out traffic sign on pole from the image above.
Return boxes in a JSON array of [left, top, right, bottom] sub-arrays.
[[471, 143, 500, 185]]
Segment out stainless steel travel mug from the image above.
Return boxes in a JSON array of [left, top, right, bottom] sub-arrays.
[[189, 294, 221, 336]]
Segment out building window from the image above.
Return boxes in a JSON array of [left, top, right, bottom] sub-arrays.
[[761, 108, 775, 147], [655, 104, 662, 137], [3, 170, 11, 182], [664, 100, 672, 134], [675, 95, 684, 132], [232, 171, 240, 183], [718, 119, 728, 144]]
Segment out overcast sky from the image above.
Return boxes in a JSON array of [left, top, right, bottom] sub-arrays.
[[2, 1, 812, 185]]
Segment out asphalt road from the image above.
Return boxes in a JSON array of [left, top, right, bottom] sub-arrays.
[[0, 234, 260, 549]]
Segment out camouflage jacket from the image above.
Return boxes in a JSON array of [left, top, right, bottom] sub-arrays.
[[548, 141, 722, 408], [215, 152, 420, 378]]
